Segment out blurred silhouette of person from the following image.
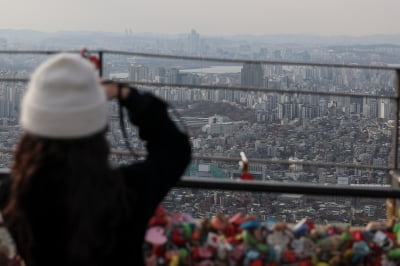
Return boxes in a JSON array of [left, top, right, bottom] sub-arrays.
[[1, 54, 191, 266]]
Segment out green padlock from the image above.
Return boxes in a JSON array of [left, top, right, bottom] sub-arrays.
[[183, 223, 192, 240], [179, 248, 188, 261], [243, 230, 268, 253], [388, 248, 400, 259], [340, 231, 353, 242], [393, 223, 400, 244]]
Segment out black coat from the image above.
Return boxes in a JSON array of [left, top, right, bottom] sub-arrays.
[[2, 89, 191, 266]]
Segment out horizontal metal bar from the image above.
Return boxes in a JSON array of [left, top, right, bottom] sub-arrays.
[[82, 149, 393, 170], [128, 81, 398, 100], [101, 50, 399, 71], [177, 177, 397, 198], [0, 78, 28, 82], [0, 78, 395, 100], [0, 171, 395, 198], [0, 148, 390, 171], [111, 149, 390, 170], [0, 50, 80, 55], [0, 49, 397, 71], [191, 154, 391, 171]]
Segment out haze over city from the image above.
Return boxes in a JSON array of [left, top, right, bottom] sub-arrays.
[[3, 1, 400, 264], [1, 0, 400, 36]]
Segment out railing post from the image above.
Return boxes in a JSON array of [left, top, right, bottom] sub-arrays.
[[98, 51, 104, 78], [388, 69, 400, 227], [392, 70, 400, 172], [390, 71, 400, 188]]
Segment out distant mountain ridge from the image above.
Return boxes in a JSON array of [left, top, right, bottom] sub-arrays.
[[1, 29, 400, 46]]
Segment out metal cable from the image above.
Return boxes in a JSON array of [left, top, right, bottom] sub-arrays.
[[0, 148, 390, 170], [0, 49, 398, 70], [100, 49, 399, 71], [110, 149, 390, 171], [0, 78, 396, 100], [0, 50, 80, 55], [125, 80, 397, 100], [190, 154, 391, 171], [0, 78, 28, 82]]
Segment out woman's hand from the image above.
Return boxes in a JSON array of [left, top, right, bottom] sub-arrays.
[[101, 80, 131, 100]]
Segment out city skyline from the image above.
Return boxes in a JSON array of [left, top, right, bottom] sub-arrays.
[[1, 0, 399, 36], [0, 29, 397, 229]]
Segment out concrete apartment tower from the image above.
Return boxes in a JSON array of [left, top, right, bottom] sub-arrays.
[[241, 63, 264, 87]]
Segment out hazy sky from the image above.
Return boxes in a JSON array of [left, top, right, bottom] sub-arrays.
[[1, 0, 399, 36]]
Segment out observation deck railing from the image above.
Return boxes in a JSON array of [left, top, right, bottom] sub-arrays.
[[0, 49, 400, 200]]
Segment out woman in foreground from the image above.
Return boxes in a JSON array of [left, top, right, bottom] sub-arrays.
[[2, 54, 191, 266]]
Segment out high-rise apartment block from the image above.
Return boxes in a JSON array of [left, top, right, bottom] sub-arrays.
[[0, 38, 6, 49], [241, 63, 264, 87], [187, 29, 200, 55], [128, 64, 149, 82]]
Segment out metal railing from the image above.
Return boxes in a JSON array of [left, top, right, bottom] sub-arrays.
[[0, 49, 400, 198]]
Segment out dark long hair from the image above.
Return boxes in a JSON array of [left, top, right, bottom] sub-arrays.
[[3, 132, 130, 265]]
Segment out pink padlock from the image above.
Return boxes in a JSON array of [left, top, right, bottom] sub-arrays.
[[145, 226, 167, 246]]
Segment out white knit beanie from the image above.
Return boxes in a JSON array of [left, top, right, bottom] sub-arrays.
[[20, 53, 108, 138]]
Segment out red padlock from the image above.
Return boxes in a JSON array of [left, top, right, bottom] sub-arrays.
[[250, 258, 263, 266], [80, 48, 100, 70], [304, 219, 315, 231], [192, 246, 200, 261], [351, 230, 364, 242], [191, 229, 201, 242], [299, 260, 313, 266], [369, 255, 382, 266], [284, 249, 297, 263], [152, 245, 165, 257], [171, 229, 185, 246]]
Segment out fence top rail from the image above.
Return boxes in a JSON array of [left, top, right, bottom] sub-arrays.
[[177, 177, 399, 198], [0, 171, 396, 198], [0, 49, 398, 71]]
